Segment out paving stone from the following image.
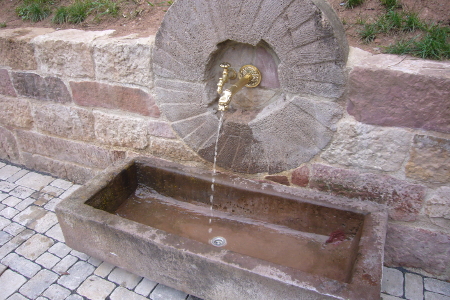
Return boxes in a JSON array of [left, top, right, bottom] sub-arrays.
[[135, 278, 158, 297], [50, 179, 73, 190], [71, 249, 90, 261], [0, 231, 12, 246], [0, 192, 7, 201], [3, 222, 25, 236], [45, 223, 65, 242], [40, 185, 64, 197], [150, 284, 188, 300], [31, 192, 54, 206], [1, 252, 41, 278], [65, 295, 84, 300], [60, 184, 81, 199], [0, 181, 16, 192], [15, 233, 54, 260], [108, 267, 142, 289], [0, 262, 6, 275], [36, 252, 61, 269], [5, 293, 28, 300], [57, 261, 95, 290], [14, 197, 35, 212], [42, 284, 71, 300], [43, 197, 63, 212], [88, 256, 102, 267], [30, 211, 58, 233], [19, 269, 59, 299], [110, 286, 148, 300], [0, 162, 5, 168], [0, 270, 27, 300], [0, 204, 4, 212], [381, 294, 405, 300], [2, 196, 22, 207], [77, 275, 116, 300], [0, 216, 11, 230], [15, 172, 54, 191], [382, 267, 404, 297], [425, 292, 450, 300], [0, 207, 20, 218], [9, 186, 35, 200], [52, 254, 78, 274], [13, 205, 47, 227], [406, 273, 424, 300], [94, 261, 115, 278], [187, 295, 203, 300], [0, 165, 21, 180], [6, 170, 30, 184], [425, 278, 450, 296], [48, 242, 72, 258], [0, 229, 34, 259]]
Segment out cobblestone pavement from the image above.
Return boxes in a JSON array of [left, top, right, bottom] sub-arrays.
[[0, 160, 449, 300]]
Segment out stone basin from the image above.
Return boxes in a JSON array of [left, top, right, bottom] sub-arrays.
[[56, 157, 387, 300]]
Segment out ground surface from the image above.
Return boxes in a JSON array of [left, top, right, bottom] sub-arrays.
[[0, 0, 448, 53]]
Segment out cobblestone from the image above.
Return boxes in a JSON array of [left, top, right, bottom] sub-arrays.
[[135, 277, 158, 296], [19, 269, 59, 299], [151, 283, 188, 300], [108, 266, 142, 289], [1, 252, 41, 278], [0, 269, 27, 300], [77, 275, 116, 300], [406, 272, 424, 300], [425, 278, 450, 297], [42, 283, 71, 300]]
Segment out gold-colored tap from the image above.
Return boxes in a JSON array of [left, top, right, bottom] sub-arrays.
[[217, 64, 261, 111], [217, 62, 236, 95]]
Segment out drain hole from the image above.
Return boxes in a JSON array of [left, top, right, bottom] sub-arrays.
[[210, 236, 227, 247]]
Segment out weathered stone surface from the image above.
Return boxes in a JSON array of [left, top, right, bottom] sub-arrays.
[[406, 135, 450, 184], [21, 152, 98, 184], [32, 29, 114, 78], [0, 96, 33, 128], [348, 67, 450, 134], [384, 222, 450, 281], [32, 103, 95, 141], [0, 69, 17, 97], [291, 165, 310, 187], [93, 111, 149, 149], [321, 120, 412, 172], [16, 130, 125, 169], [264, 175, 290, 186], [293, 164, 426, 221], [11, 72, 71, 103], [71, 81, 160, 117], [425, 187, 450, 219], [0, 127, 20, 163], [148, 137, 203, 163], [93, 36, 154, 87], [148, 121, 176, 139], [0, 28, 54, 70]]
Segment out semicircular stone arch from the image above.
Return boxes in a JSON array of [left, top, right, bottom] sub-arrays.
[[153, 0, 348, 174]]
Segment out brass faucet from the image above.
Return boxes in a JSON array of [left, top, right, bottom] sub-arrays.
[[217, 63, 261, 111]]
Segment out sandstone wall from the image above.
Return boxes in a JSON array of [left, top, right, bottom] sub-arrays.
[[0, 27, 449, 280]]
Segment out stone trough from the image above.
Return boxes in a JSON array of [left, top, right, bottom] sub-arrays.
[[56, 157, 387, 300]]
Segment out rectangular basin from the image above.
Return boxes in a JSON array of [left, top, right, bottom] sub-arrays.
[[56, 157, 387, 300]]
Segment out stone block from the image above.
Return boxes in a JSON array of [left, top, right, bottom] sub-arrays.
[[108, 267, 141, 289], [148, 120, 176, 138], [32, 103, 94, 141], [19, 269, 59, 299], [0, 269, 27, 300], [57, 261, 95, 290], [42, 284, 71, 300], [348, 67, 450, 134], [148, 137, 203, 163], [15, 172, 54, 191], [15, 233, 54, 260], [264, 175, 290, 186], [293, 164, 426, 221], [0, 126, 20, 163], [405, 273, 424, 300], [21, 152, 98, 184], [0, 96, 32, 128], [321, 120, 412, 172], [150, 284, 188, 300], [110, 287, 148, 300], [425, 278, 450, 296], [12, 72, 71, 103], [0, 28, 54, 70], [32, 29, 114, 78], [135, 278, 158, 297], [0, 69, 17, 97], [93, 36, 154, 87], [384, 222, 450, 281], [406, 135, 450, 184], [381, 267, 404, 297], [425, 187, 450, 219], [16, 130, 125, 169], [93, 111, 149, 149], [77, 275, 115, 300], [71, 81, 159, 117]]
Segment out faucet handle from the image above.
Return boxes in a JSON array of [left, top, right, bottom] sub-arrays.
[[217, 62, 236, 95]]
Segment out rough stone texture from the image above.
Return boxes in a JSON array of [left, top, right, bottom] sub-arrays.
[[71, 81, 159, 117], [292, 164, 426, 221], [93, 111, 149, 149], [406, 135, 450, 184], [425, 187, 450, 219], [147, 137, 203, 163], [405, 273, 424, 300], [16, 130, 125, 169], [0, 269, 27, 300], [321, 120, 412, 172], [0, 96, 33, 129], [0, 28, 54, 70], [0, 69, 17, 97], [148, 120, 177, 139], [15, 234, 54, 260], [32, 29, 114, 78], [93, 36, 154, 87], [11, 72, 71, 103], [32, 103, 95, 141], [0, 126, 20, 163], [19, 269, 59, 299], [154, 0, 348, 173], [347, 67, 450, 134], [21, 152, 99, 184], [425, 278, 450, 296], [57, 261, 95, 290], [382, 267, 404, 297], [264, 175, 290, 186], [384, 222, 450, 281], [77, 275, 115, 300]]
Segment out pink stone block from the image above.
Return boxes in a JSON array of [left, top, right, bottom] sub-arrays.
[[0, 69, 17, 97]]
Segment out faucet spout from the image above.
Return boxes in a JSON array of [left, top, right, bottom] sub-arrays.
[[217, 64, 261, 111]]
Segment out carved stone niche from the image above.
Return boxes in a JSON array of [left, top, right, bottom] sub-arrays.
[[153, 0, 348, 174]]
